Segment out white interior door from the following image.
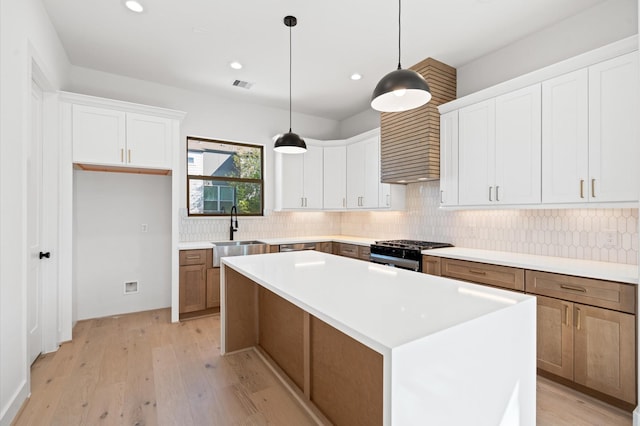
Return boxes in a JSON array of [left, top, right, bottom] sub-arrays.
[[27, 80, 45, 365]]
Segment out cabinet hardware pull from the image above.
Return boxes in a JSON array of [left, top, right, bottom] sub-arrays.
[[560, 284, 587, 293], [186, 255, 200, 260], [489, 186, 493, 202], [564, 305, 569, 325], [580, 179, 585, 199], [386, 194, 390, 206], [440, 190, 444, 204], [591, 178, 596, 198], [496, 186, 500, 202], [342, 197, 346, 208], [468, 269, 487, 276], [128, 149, 131, 163], [576, 307, 581, 330], [120, 148, 124, 163], [301, 197, 304, 207]]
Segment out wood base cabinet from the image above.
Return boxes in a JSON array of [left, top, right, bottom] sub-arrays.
[[179, 249, 219, 318], [527, 270, 636, 405]]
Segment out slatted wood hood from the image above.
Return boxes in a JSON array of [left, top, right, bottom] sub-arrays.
[[380, 58, 456, 183]]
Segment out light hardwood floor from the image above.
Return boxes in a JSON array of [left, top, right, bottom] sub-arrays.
[[14, 308, 633, 426]]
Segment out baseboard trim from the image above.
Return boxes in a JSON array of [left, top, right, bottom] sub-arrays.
[[0, 380, 29, 426]]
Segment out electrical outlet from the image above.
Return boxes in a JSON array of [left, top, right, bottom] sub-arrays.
[[598, 230, 617, 248]]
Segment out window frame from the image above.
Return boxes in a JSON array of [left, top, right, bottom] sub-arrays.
[[186, 136, 264, 217]]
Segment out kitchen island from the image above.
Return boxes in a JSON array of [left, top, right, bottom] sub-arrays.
[[221, 250, 536, 426]]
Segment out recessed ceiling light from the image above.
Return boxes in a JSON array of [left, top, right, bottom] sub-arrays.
[[230, 61, 243, 70], [350, 73, 362, 81], [125, 1, 144, 13]]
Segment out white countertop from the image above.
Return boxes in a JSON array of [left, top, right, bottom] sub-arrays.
[[222, 250, 534, 354], [178, 235, 376, 250], [425, 247, 638, 285]]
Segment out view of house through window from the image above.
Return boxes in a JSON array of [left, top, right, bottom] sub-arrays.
[[187, 137, 264, 216]]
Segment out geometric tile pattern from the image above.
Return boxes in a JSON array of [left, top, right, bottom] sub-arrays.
[[181, 181, 638, 265]]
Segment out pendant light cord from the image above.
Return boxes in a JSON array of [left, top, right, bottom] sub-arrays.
[[289, 23, 292, 132], [397, 0, 402, 70]]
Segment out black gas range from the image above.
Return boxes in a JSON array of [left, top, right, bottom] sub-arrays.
[[369, 240, 453, 272]]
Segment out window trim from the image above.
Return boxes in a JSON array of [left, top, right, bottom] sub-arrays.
[[186, 136, 264, 217]]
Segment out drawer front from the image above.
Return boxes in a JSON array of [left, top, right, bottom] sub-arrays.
[[441, 258, 524, 291], [314, 242, 333, 254], [525, 270, 636, 314], [422, 255, 441, 276], [179, 249, 208, 266], [358, 246, 371, 261], [338, 243, 359, 259]]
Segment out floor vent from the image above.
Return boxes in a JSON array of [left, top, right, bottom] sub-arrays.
[[232, 79, 254, 89]]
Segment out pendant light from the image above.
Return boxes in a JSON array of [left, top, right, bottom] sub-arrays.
[[274, 16, 307, 154], [371, 0, 431, 112]]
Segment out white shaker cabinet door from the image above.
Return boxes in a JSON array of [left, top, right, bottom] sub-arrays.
[[72, 104, 126, 165], [440, 110, 459, 206], [588, 52, 640, 203], [302, 144, 324, 209], [362, 136, 380, 208], [458, 99, 495, 205], [346, 141, 366, 208], [494, 84, 541, 205], [126, 113, 173, 169], [323, 146, 347, 209], [541, 69, 589, 203], [277, 152, 304, 209]]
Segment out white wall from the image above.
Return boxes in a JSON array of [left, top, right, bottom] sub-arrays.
[[457, 0, 638, 96], [74, 170, 172, 320], [0, 0, 70, 424], [338, 108, 380, 139]]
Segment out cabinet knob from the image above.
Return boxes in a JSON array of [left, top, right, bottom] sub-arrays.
[[39, 251, 51, 259]]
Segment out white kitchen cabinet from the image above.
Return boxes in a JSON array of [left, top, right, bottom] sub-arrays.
[[323, 145, 347, 209], [275, 143, 323, 210], [494, 84, 541, 204], [458, 99, 495, 206], [72, 104, 174, 170], [346, 136, 379, 209], [541, 69, 589, 203], [588, 52, 639, 203], [458, 85, 541, 206], [542, 53, 639, 204], [439, 110, 458, 206]]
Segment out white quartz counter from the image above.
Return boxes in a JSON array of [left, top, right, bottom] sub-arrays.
[[178, 235, 376, 250], [222, 250, 534, 353], [426, 247, 638, 285]]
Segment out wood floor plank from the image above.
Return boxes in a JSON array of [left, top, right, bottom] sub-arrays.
[[13, 308, 633, 426]]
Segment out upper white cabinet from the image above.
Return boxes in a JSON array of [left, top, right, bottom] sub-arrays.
[[542, 52, 639, 204], [439, 110, 458, 206], [588, 52, 639, 203], [323, 145, 347, 209], [541, 69, 589, 203], [275, 143, 323, 210], [459, 84, 541, 206], [274, 129, 406, 212], [346, 136, 379, 209], [440, 38, 638, 208], [494, 84, 541, 205], [72, 103, 175, 170]]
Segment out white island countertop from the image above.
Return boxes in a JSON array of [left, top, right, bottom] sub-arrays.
[[222, 250, 534, 353], [426, 247, 638, 285]]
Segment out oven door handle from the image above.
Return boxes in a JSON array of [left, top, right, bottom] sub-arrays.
[[369, 253, 420, 271]]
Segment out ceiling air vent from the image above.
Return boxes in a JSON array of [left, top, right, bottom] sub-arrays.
[[232, 79, 254, 90]]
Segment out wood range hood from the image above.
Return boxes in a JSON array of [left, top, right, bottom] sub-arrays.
[[380, 58, 456, 184]]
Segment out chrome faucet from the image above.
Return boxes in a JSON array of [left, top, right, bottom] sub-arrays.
[[230, 205, 238, 240]]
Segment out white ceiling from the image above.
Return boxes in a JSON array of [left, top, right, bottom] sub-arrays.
[[42, 0, 608, 121]]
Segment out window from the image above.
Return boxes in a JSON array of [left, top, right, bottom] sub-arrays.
[[187, 137, 264, 216]]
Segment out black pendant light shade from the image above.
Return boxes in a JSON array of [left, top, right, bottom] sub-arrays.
[[274, 131, 306, 154], [274, 15, 307, 154], [371, 68, 431, 112], [371, 0, 431, 112]]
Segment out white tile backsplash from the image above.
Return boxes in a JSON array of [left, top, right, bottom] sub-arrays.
[[340, 182, 638, 265], [180, 181, 638, 265]]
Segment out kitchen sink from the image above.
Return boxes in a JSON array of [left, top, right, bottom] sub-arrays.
[[211, 240, 268, 266]]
